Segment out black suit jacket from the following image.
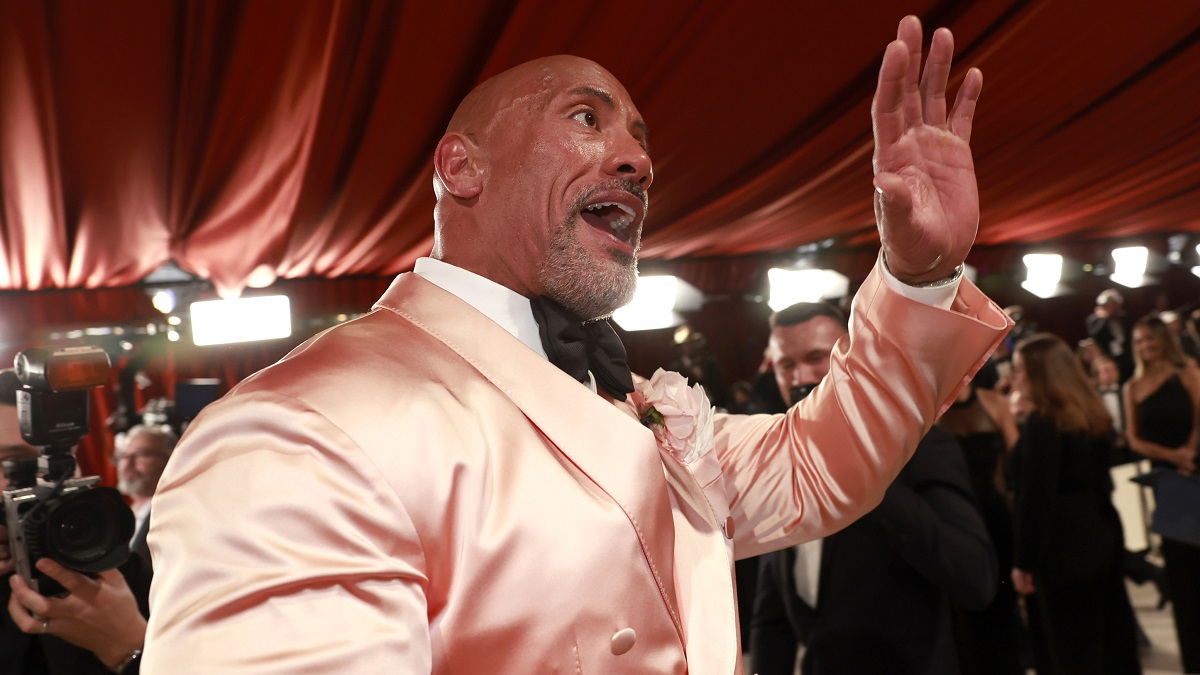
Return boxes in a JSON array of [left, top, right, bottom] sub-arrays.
[[1086, 313, 1133, 381], [1, 512, 152, 675], [749, 427, 995, 675]]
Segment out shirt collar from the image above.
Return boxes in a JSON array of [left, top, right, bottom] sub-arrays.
[[413, 257, 547, 360]]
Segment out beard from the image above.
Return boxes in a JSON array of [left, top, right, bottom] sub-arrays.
[[118, 474, 154, 498], [538, 217, 639, 321], [537, 182, 644, 321]]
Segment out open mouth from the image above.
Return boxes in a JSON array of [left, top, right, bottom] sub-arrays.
[[579, 201, 638, 244]]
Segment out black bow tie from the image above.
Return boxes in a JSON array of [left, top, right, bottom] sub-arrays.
[[529, 296, 634, 400]]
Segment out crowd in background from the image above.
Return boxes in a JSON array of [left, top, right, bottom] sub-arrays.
[[673, 289, 1200, 675]]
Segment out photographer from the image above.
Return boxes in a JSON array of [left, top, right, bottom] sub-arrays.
[[1, 370, 148, 674]]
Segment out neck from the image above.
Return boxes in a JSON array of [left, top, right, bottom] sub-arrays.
[[129, 495, 152, 513]]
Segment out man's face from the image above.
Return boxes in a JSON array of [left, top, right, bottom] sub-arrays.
[[0, 407, 36, 491], [115, 432, 170, 499], [768, 316, 848, 407], [1095, 359, 1119, 388], [478, 58, 652, 320]]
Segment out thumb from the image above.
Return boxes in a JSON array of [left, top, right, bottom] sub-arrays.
[[873, 173, 913, 231]]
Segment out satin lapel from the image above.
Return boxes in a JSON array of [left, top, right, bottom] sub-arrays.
[[373, 273, 685, 640]]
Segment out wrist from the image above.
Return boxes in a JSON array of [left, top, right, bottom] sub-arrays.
[[108, 647, 143, 673], [881, 252, 963, 287]]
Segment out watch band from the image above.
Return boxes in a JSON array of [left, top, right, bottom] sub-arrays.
[[114, 648, 143, 673]]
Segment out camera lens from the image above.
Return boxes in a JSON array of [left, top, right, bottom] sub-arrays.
[[44, 487, 134, 573]]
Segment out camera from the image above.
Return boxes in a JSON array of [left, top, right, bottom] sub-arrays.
[[2, 346, 134, 597]]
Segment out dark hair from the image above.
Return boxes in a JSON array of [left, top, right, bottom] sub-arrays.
[[1015, 333, 1112, 437], [770, 302, 847, 330]]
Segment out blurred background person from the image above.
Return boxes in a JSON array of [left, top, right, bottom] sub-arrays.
[[0, 371, 149, 674], [1123, 315, 1200, 674], [1088, 289, 1133, 382], [939, 375, 1024, 675], [667, 324, 729, 409], [1009, 334, 1142, 674], [749, 302, 995, 675], [113, 423, 176, 590], [1161, 310, 1200, 364]]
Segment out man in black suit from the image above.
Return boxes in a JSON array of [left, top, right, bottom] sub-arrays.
[[748, 302, 997, 675], [1, 373, 150, 675], [1087, 289, 1133, 382]]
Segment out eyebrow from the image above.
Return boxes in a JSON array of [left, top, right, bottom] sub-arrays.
[[568, 86, 650, 149]]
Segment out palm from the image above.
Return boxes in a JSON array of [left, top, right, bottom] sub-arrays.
[[871, 17, 983, 283]]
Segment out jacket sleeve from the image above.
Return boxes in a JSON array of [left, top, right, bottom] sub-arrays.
[[714, 258, 1011, 560], [143, 391, 431, 674], [858, 426, 997, 611]]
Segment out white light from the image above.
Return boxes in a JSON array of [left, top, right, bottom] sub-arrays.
[[167, 315, 182, 326], [612, 276, 680, 331], [1021, 253, 1063, 299], [767, 268, 849, 311], [1111, 246, 1149, 288], [246, 264, 278, 289], [1192, 266, 1200, 279], [167, 329, 180, 342], [190, 295, 292, 346], [151, 289, 176, 314]]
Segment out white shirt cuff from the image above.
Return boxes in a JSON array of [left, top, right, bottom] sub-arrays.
[[878, 255, 960, 311]]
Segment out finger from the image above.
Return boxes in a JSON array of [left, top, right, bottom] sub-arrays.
[[920, 27, 953, 127], [872, 41, 910, 160], [896, 15, 924, 130], [9, 572, 54, 619], [7, 588, 43, 633], [35, 558, 96, 598], [949, 67, 983, 142]]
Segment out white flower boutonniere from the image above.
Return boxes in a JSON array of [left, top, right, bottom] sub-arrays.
[[632, 368, 715, 465]]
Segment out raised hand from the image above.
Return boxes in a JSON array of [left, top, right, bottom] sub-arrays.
[[872, 16, 983, 283]]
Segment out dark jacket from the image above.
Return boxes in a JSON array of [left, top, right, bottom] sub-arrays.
[[749, 427, 995, 675]]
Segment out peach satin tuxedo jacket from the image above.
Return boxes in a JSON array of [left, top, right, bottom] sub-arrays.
[[145, 263, 1009, 673]]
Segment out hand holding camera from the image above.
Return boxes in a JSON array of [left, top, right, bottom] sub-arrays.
[[2, 347, 135, 597]]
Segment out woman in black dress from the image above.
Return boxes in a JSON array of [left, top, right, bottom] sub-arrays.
[[1123, 315, 1200, 673], [1010, 334, 1141, 674]]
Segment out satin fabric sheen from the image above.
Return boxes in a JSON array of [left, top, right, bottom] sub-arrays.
[[144, 258, 1010, 673]]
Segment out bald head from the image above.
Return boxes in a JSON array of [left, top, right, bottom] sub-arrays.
[[430, 55, 653, 320]]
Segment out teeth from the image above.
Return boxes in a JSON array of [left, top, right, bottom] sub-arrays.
[[584, 201, 636, 231]]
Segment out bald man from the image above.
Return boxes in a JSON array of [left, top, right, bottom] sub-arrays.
[[146, 17, 1010, 673]]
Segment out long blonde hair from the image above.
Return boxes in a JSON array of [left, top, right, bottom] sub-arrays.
[[1016, 333, 1112, 437], [1132, 315, 1188, 378]]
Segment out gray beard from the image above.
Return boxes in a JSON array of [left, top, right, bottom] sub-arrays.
[[538, 214, 638, 321]]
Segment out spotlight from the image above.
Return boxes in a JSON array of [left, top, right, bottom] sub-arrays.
[[1021, 254, 1063, 299]]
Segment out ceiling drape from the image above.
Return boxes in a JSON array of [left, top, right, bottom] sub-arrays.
[[0, 0, 1197, 300]]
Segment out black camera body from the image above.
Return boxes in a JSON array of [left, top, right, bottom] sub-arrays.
[[2, 346, 134, 597]]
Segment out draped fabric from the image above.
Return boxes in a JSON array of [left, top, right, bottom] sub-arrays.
[[0, 0, 1198, 478], [0, 0, 1197, 298]]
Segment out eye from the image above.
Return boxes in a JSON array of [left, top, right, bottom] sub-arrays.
[[571, 110, 597, 128]]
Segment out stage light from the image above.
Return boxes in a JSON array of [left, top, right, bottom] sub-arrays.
[[151, 289, 176, 314], [612, 276, 681, 331], [190, 295, 292, 346], [767, 268, 849, 311], [1110, 246, 1148, 288], [1021, 254, 1063, 299]]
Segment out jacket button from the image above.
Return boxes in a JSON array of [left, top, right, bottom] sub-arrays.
[[610, 627, 636, 655], [723, 515, 735, 540]]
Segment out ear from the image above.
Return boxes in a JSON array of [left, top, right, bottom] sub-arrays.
[[434, 133, 484, 199]]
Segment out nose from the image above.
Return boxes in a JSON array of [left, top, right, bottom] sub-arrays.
[[604, 134, 653, 188]]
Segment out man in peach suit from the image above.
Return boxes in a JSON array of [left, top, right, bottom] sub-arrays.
[[145, 16, 1010, 673]]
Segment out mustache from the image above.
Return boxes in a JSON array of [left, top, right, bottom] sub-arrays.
[[572, 179, 648, 215]]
